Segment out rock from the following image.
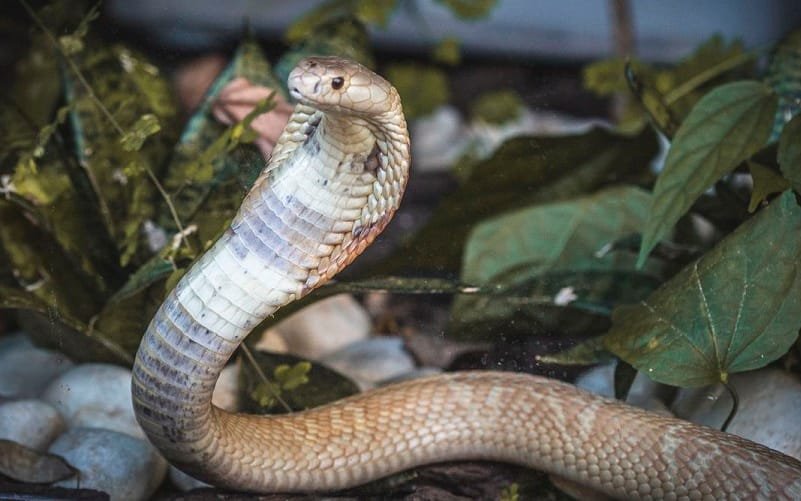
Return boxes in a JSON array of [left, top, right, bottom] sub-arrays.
[[41, 364, 144, 440], [672, 367, 801, 460], [574, 362, 672, 415], [0, 332, 34, 355], [169, 465, 212, 491], [321, 337, 416, 388], [377, 366, 442, 386], [0, 339, 73, 399], [253, 327, 289, 353], [411, 105, 468, 172], [49, 427, 166, 501], [211, 363, 239, 412], [0, 399, 65, 451], [275, 294, 371, 360]]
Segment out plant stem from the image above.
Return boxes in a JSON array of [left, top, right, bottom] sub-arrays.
[[240, 343, 292, 413]]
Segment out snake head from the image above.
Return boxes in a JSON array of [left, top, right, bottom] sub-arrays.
[[288, 56, 395, 116]]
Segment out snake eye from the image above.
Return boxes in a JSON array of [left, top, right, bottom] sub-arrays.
[[331, 77, 344, 90]]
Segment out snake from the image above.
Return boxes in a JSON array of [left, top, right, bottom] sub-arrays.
[[131, 56, 801, 499]]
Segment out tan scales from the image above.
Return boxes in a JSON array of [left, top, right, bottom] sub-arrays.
[[132, 56, 801, 499]]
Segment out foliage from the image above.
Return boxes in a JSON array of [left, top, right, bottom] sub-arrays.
[[385, 63, 451, 119], [0, 4, 282, 362], [637, 81, 777, 265], [380, 126, 658, 274], [583, 35, 752, 133], [240, 352, 359, 413], [469, 89, 524, 124], [1, 1, 800, 450], [428, 31, 801, 391], [606, 192, 801, 387]]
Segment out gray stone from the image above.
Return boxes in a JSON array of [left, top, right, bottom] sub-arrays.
[[211, 363, 239, 412], [275, 294, 371, 360], [41, 364, 144, 439], [377, 366, 442, 386], [49, 427, 166, 501], [0, 332, 34, 355], [0, 339, 73, 399], [169, 465, 212, 491], [321, 337, 416, 388], [0, 399, 65, 451], [672, 367, 801, 460], [575, 362, 672, 415]]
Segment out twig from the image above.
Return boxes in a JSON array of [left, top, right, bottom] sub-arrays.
[[240, 343, 292, 413], [145, 168, 193, 253], [721, 380, 740, 432], [19, 0, 125, 136], [20, 0, 191, 251], [608, 0, 635, 122]]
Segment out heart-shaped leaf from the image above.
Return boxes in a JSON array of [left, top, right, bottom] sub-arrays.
[[607, 191, 801, 387]]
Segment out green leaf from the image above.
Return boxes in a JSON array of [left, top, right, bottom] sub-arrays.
[[108, 255, 175, 302], [0, 285, 49, 311], [160, 39, 278, 246], [667, 36, 746, 91], [747, 161, 789, 212], [276, 17, 375, 88], [120, 113, 161, 152], [606, 191, 801, 387], [625, 62, 679, 138], [435, 0, 498, 19], [380, 126, 659, 275], [11, 155, 71, 206], [65, 43, 177, 264], [239, 351, 359, 413], [273, 361, 312, 391], [385, 64, 449, 120], [57, 2, 100, 56], [93, 288, 163, 356], [778, 113, 801, 192], [11, 35, 61, 127], [451, 187, 661, 336], [432, 37, 461, 66], [583, 58, 636, 96], [638, 81, 778, 266], [765, 29, 801, 141], [499, 483, 519, 501], [462, 186, 652, 284], [0, 201, 103, 320], [285, 0, 398, 44], [469, 89, 524, 125]]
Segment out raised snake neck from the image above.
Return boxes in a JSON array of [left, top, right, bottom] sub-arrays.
[[131, 57, 801, 499]]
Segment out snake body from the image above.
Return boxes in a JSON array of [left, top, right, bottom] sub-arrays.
[[132, 57, 801, 499]]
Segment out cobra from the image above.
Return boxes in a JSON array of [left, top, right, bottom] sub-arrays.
[[131, 57, 801, 499]]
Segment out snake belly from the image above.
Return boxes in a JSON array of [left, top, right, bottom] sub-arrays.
[[131, 57, 801, 499]]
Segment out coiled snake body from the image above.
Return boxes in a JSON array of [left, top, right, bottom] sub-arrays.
[[132, 57, 801, 499]]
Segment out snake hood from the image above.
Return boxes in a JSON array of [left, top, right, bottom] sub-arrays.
[[288, 56, 400, 118]]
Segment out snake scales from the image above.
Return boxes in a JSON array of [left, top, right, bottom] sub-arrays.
[[131, 57, 801, 499]]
